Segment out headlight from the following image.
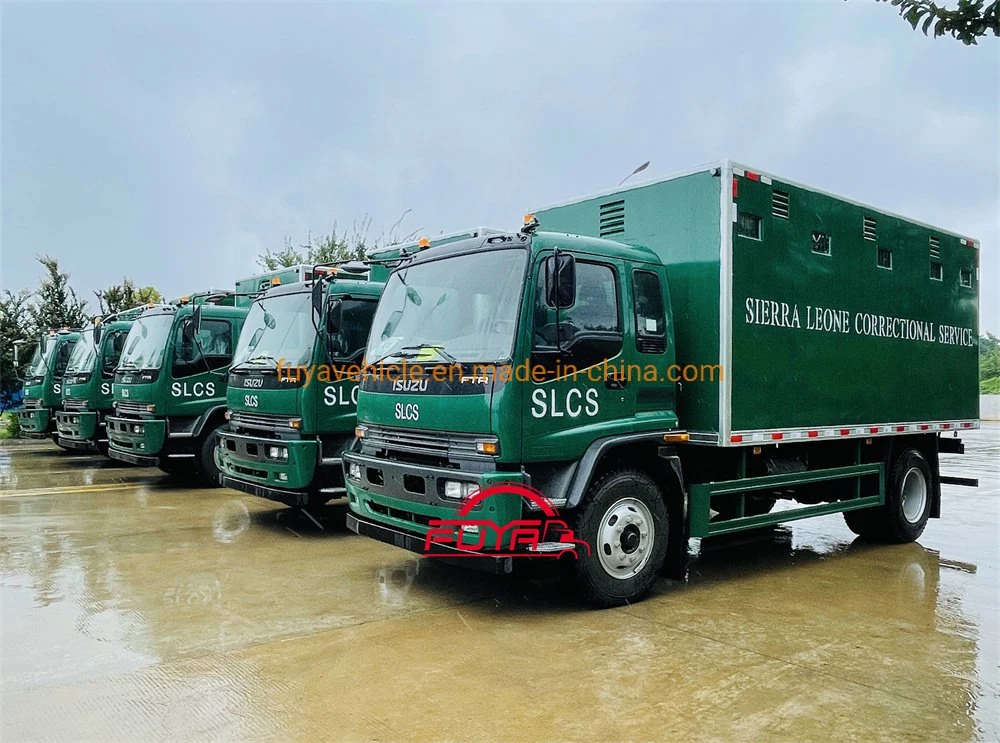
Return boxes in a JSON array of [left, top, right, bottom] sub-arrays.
[[347, 462, 362, 480], [443, 480, 477, 500], [266, 445, 288, 461], [146, 404, 156, 413], [132, 424, 143, 434]]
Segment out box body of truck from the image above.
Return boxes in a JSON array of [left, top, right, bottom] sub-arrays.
[[535, 161, 979, 443]]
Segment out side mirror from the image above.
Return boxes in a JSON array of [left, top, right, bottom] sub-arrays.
[[94, 324, 104, 345], [181, 317, 195, 344], [326, 298, 343, 335], [311, 277, 324, 324], [544, 253, 576, 308], [191, 303, 203, 334]]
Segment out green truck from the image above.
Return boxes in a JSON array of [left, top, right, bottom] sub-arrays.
[[106, 290, 251, 482], [56, 308, 145, 454], [343, 161, 979, 606], [15, 329, 80, 445], [215, 231, 500, 509]]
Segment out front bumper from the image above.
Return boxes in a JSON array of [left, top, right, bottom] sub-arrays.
[[107, 415, 166, 460], [56, 410, 100, 444], [219, 474, 310, 507], [346, 512, 514, 574], [17, 407, 51, 435], [216, 430, 319, 493], [343, 451, 527, 549], [57, 436, 98, 451]]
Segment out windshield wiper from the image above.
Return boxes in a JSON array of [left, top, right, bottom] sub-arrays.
[[371, 343, 458, 366], [232, 354, 279, 373]]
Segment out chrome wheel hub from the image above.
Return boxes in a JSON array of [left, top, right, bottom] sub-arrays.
[[597, 498, 655, 579]]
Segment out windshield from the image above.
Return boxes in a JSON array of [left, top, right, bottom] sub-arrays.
[[65, 330, 97, 374], [119, 314, 174, 370], [366, 248, 527, 364], [25, 339, 51, 378], [233, 292, 316, 369]]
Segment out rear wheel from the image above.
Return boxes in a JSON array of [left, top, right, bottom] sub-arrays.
[[843, 448, 931, 543], [570, 469, 669, 607]]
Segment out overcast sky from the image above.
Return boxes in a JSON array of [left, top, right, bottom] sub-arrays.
[[2, 1, 997, 331]]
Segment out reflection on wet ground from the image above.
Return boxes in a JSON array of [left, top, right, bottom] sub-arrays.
[[1, 428, 997, 741]]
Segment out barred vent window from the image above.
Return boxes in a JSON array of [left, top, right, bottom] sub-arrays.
[[929, 236, 941, 259], [930, 261, 943, 281], [737, 212, 761, 240], [772, 190, 790, 219], [960, 267, 973, 288], [599, 200, 626, 238], [811, 231, 831, 255], [877, 247, 893, 269], [863, 216, 877, 241]]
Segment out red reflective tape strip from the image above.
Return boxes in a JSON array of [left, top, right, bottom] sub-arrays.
[[869, 427, 880, 434], [730, 434, 743, 443], [942, 423, 951, 429], [807, 430, 819, 438], [771, 432, 783, 440], [920, 424, 931, 430], [896, 425, 906, 432], [839, 429, 851, 436], [962, 422, 973, 428], [732, 177, 738, 198], [745, 171, 760, 181]]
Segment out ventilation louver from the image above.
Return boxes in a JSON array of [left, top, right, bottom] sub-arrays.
[[599, 200, 626, 238], [772, 191, 789, 219]]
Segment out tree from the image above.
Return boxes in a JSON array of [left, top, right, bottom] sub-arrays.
[[26, 255, 90, 334], [0, 289, 32, 413], [256, 212, 418, 270], [94, 278, 162, 315], [875, 0, 999, 44], [980, 331, 1000, 393]]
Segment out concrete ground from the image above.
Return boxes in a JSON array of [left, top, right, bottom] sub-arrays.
[[1, 426, 997, 742]]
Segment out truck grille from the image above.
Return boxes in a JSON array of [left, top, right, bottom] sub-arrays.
[[362, 424, 492, 464], [115, 400, 149, 417], [21, 398, 43, 410], [63, 398, 89, 412], [230, 411, 294, 432]]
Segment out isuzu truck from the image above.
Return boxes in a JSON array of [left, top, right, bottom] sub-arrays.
[[56, 308, 144, 454], [343, 161, 979, 606], [106, 290, 251, 483], [216, 231, 499, 509], [15, 329, 80, 446]]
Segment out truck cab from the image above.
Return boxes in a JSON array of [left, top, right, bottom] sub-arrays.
[[215, 267, 385, 507], [56, 308, 143, 454], [16, 329, 80, 445], [106, 295, 248, 482]]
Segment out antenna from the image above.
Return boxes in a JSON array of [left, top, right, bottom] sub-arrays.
[[618, 160, 650, 187]]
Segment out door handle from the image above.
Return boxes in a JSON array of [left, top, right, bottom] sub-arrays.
[[605, 371, 626, 390]]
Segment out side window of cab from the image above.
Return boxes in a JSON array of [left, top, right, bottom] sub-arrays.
[[102, 330, 127, 377], [532, 260, 622, 376], [54, 341, 75, 376], [172, 319, 232, 378]]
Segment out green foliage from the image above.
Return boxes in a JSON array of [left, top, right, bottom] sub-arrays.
[[94, 278, 162, 315], [26, 255, 89, 333], [875, 0, 999, 44], [257, 212, 418, 270], [980, 332, 1000, 393], [0, 411, 21, 439], [0, 289, 32, 412]]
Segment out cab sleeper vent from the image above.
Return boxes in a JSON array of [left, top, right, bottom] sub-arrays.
[[863, 215, 877, 241], [599, 200, 626, 237], [929, 236, 941, 258], [771, 190, 789, 219], [637, 337, 667, 354]]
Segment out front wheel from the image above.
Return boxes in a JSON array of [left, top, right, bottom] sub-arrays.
[[570, 469, 669, 608], [844, 448, 932, 543], [195, 425, 224, 488]]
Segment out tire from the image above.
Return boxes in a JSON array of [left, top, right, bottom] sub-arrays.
[[843, 448, 932, 543], [195, 425, 224, 488], [570, 469, 669, 608]]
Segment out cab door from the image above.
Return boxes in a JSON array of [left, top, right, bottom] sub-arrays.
[[521, 255, 639, 463]]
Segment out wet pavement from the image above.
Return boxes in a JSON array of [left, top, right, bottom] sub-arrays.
[[1, 427, 997, 742]]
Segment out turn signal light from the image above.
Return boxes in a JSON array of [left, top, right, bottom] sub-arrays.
[[271, 277, 281, 285], [355, 426, 367, 439], [662, 432, 690, 443], [417, 237, 431, 248], [288, 418, 302, 429], [476, 441, 499, 455]]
